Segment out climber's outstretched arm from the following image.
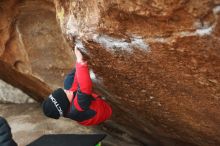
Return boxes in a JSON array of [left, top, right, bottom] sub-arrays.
[[72, 47, 93, 111], [74, 47, 92, 94], [75, 62, 92, 94]]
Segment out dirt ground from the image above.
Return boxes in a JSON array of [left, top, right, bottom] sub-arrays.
[[0, 103, 141, 146]]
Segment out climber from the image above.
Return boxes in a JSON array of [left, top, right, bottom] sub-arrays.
[[0, 117, 17, 146], [42, 46, 112, 126]]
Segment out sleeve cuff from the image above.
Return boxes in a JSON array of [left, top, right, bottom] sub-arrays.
[[76, 62, 88, 67]]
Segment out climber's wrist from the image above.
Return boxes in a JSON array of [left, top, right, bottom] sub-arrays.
[[76, 59, 86, 64]]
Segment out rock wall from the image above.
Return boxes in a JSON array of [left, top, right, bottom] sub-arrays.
[[0, 0, 220, 146], [0, 79, 34, 103], [0, 0, 73, 101], [55, 0, 220, 146]]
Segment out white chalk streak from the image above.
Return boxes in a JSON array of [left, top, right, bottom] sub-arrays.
[[93, 34, 149, 53]]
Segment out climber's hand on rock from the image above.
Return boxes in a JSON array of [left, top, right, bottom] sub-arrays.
[[74, 46, 84, 63]]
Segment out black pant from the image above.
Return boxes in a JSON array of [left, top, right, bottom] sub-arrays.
[[0, 117, 17, 146]]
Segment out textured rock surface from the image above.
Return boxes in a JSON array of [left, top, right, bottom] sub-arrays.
[[0, 79, 34, 103], [0, 0, 73, 101], [0, 1, 144, 145], [55, 0, 220, 146], [0, 0, 220, 146]]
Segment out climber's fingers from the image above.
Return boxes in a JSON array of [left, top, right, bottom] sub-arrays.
[[74, 46, 84, 63]]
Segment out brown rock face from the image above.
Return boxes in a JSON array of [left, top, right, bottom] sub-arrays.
[[0, 0, 73, 101], [1, 0, 220, 146], [55, 0, 220, 146]]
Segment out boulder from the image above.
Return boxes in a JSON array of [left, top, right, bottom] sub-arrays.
[[0, 0, 220, 145]]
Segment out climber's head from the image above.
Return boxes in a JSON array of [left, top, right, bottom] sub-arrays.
[[42, 88, 70, 119]]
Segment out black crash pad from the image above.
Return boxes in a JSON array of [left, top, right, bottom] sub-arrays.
[[27, 134, 106, 146]]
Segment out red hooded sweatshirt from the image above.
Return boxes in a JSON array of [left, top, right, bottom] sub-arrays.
[[68, 62, 112, 126]]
